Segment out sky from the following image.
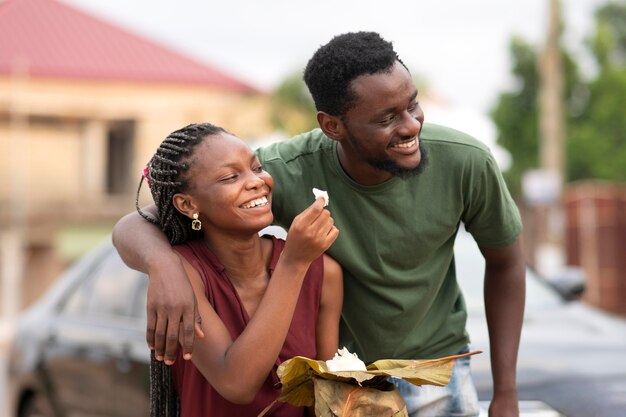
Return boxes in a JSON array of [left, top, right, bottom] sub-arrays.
[[59, 0, 608, 164]]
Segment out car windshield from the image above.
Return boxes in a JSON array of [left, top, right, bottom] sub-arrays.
[[454, 231, 563, 314]]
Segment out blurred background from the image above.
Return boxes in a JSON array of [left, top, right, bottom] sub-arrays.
[[1, 0, 625, 415]]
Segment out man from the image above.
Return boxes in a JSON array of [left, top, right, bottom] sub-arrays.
[[113, 32, 525, 417]]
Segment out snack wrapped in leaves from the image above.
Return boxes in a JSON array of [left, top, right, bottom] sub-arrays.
[[313, 377, 407, 417], [259, 350, 480, 417]]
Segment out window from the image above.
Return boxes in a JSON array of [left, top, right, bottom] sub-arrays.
[[106, 121, 135, 194], [60, 249, 145, 320], [87, 253, 143, 318], [61, 274, 95, 316]]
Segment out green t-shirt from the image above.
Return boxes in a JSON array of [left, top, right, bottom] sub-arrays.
[[256, 123, 522, 363]]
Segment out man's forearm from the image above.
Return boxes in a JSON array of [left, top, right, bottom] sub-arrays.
[[113, 206, 201, 362], [485, 264, 525, 394], [482, 240, 526, 396], [112, 206, 175, 273]]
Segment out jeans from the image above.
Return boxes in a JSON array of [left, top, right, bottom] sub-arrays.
[[391, 347, 480, 417]]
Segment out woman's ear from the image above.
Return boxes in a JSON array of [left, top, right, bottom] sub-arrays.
[[172, 193, 197, 219], [317, 111, 346, 142]]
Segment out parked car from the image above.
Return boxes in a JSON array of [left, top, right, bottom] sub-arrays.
[[455, 229, 626, 417], [8, 241, 150, 417], [8, 230, 626, 417]]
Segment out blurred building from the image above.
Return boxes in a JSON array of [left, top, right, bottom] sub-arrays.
[[564, 182, 626, 317], [0, 0, 273, 309]]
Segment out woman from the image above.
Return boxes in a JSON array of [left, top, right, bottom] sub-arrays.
[[137, 123, 342, 416]]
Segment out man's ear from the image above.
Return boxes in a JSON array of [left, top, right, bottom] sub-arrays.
[[317, 111, 346, 142], [172, 193, 197, 219]]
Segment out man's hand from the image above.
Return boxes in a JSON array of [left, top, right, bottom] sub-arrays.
[[146, 253, 204, 365], [482, 238, 525, 417]]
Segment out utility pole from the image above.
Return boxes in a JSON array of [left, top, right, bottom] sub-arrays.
[[540, 0, 565, 178], [536, 0, 566, 277]]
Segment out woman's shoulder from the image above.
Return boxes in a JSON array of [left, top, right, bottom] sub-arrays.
[[262, 234, 285, 266]]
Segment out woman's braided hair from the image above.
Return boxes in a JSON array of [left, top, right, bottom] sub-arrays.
[[135, 122, 227, 417], [136, 122, 227, 245]]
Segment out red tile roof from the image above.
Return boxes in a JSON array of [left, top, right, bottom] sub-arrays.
[[0, 0, 258, 92]]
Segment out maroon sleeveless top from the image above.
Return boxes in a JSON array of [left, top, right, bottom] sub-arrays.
[[171, 236, 324, 417]]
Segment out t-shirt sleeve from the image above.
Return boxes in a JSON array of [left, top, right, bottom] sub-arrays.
[[462, 151, 522, 248]]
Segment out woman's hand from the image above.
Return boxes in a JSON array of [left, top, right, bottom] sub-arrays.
[[283, 197, 339, 265]]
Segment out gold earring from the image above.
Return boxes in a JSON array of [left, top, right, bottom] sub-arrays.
[[191, 213, 202, 231]]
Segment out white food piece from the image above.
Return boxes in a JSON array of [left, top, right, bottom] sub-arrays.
[[325, 347, 367, 372], [312, 188, 329, 207]]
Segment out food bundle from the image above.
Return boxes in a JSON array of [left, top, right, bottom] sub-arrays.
[[261, 348, 480, 417]]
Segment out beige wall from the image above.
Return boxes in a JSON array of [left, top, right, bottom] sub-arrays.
[[0, 123, 82, 203], [0, 76, 273, 219]]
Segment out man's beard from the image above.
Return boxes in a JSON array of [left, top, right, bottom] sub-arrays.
[[368, 145, 429, 179], [344, 121, 428, 179]]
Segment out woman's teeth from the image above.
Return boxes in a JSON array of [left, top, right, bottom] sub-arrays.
[[241, 196, 268, 209]]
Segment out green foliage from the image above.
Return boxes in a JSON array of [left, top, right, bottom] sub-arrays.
[[590, 1, 626, 68], [490, 0, 626, 197], [569, 68, 626, 181], [570, 1, 626, 182], [270, 72, 318, 136], [490, 38, 541, 196]]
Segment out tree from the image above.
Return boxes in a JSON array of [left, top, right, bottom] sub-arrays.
[[270, 72, 318, 136], [490, 0, 626, 196], [490, 37, 581, 196], [490, 38, 541, 197], [568, 1, 626, 181]]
